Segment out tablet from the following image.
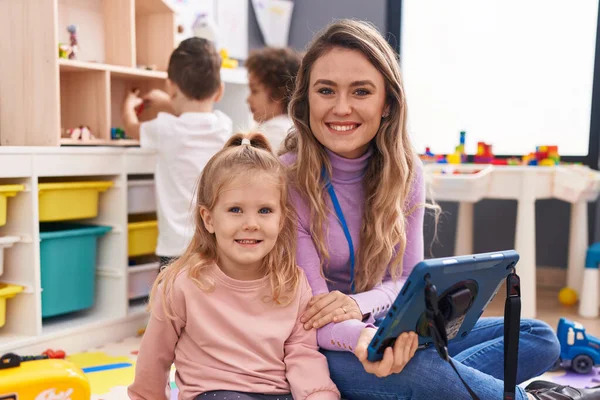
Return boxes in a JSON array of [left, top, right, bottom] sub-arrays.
[[367, 250, 519, 362]]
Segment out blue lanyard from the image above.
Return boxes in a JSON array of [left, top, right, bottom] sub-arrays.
[[322, 168, 355, 293]]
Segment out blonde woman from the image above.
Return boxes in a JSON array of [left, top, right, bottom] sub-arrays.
[[281, 20, 596, 400]]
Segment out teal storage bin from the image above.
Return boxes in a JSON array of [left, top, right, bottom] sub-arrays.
[[39, 223, 112, 318]]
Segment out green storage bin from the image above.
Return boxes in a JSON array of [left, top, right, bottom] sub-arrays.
[[39, 223, 112, 318]]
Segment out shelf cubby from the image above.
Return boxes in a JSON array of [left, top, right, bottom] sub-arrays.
[[60, 68, 110, 141], [135, 0, 176, 71], [57, 0, 135, 67]]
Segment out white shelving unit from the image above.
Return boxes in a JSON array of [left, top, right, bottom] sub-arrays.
[[0, 147, 156, 355]]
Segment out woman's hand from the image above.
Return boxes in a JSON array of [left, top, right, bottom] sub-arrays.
[[301, 291, 362, 330], [354, 327, 419, 378]]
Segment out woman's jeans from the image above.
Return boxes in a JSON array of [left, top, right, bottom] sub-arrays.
[[322, 317, 560, 400]]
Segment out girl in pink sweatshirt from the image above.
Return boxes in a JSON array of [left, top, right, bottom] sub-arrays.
[[128, 133, 340, 400]]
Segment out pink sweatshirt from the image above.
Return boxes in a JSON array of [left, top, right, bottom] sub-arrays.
[[128, 263, 340, 400], [281, 147, 425, 353]]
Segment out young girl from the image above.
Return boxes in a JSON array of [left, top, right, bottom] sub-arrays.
[[281, 19, 599, 400], [128, 133, 340, 400], [246, 47, 301, 152]]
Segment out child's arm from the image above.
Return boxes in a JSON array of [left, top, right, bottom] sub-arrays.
[[142, 89, 176, 115], [128, 285, 186, 400], [284, 279, 341, 400], [122, 89, 143, 140]]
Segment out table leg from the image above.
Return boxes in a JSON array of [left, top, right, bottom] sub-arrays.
[[455, 202, 474, 256], [515, 173, 537, 319], [567, 199, 587, 295]]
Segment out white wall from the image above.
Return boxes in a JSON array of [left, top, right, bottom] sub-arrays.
[[402, 0, 599, 156]]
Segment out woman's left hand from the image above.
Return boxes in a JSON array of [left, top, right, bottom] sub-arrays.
[[301, 291, 362, 330]]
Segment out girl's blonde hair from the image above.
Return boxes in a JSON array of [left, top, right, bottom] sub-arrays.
[[282, 19, 437, 293], [150, 132, 300, 319]]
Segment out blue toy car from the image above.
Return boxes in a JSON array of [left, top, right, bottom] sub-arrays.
[[555, 317, 600, 374]]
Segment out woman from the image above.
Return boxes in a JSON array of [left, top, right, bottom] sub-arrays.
[[281, 19, 599, 400]]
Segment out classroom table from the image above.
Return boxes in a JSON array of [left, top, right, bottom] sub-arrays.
[[423, 163, 600, 319]]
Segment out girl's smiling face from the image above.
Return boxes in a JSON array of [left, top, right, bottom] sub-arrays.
[[200, 172, 283, 280]]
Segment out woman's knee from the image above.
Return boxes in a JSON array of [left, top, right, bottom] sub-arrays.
[[521, 319, 561, 363]]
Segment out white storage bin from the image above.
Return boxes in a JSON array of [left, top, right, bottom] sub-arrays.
[[0, 236, 19, 277], [127, 180, 156, 214], [128, 262, 159, 299], [424, 164, 493, 202]]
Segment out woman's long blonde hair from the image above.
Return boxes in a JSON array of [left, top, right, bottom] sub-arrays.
[[150, 132, 300, 319], [282, 19, 428, 293]]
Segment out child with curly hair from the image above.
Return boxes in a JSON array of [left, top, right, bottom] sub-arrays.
[[246, 47, 301, 152]]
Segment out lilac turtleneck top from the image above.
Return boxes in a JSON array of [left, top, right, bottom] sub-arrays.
[[281, 147, 425, 352]]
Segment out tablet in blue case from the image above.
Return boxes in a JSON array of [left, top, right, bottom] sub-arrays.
[[367, 250, 519, 362]]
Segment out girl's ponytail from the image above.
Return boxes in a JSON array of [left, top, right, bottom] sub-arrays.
[[226, 132, 273, 154]]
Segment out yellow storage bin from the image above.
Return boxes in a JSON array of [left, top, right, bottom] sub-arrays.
[[128, 220, 158, 257], [0, 356, 90, 399], [0, 184, 25, 227], [0, 283, 23, 328], [38, 181, 113, 222]]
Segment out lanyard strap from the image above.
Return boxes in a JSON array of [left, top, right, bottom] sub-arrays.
[[322, 168, 356, 293]]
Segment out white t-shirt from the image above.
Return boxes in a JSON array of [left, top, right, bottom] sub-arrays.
[[255, 114, 293, 154], [140, 111, 232, 257]]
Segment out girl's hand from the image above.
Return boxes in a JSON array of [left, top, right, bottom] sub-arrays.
[[300, 291, 362, 330], [354, 327, 419, 378]]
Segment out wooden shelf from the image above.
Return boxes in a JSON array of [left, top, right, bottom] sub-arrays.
[[59, 59, 167, 80], [136, 0, 175, 15], [61, 138, 140, 147]]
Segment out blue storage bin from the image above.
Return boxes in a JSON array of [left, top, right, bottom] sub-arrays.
[[39, 223, 112, 318]]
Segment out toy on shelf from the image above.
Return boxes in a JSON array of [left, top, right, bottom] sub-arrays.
[[558, 287, 578, 307], [111, 127, 132, 141], [136, 64, 157, 71], [554, 317, 600, 374], [67, 24, 78, 60], [65, 125, 95, 141], [523, 145, 560, 166], [220, 48, 238, 69]]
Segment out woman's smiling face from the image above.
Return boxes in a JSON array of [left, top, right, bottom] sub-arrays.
[[308, 47, 388, 159]]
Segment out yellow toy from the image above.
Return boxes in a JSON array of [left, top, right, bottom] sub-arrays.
[[558, 287, 578, 307], [0, 353, 90, 399], [220, 48, 239, 69]]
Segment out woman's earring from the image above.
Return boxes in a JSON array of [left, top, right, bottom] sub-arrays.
[[382, 112, 389, 118]]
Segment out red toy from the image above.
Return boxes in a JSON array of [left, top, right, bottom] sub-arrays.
[[42, 349, 66, 359]]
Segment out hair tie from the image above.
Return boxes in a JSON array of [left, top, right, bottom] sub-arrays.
[[241, 138, 251, 145]]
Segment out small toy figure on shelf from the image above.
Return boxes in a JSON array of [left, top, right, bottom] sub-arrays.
[[67, 24, 78, 60], [111, 127, 131, 140], [58, 43, 71, 59], [66, 125, 95, 141], [136, 64, 157, 71]]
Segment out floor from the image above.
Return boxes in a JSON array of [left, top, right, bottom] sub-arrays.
[[65, 287, 600, 399]]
